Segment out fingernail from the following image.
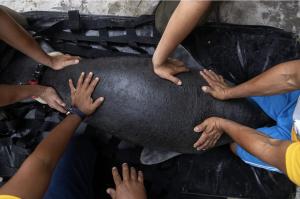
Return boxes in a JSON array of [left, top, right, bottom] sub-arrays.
[[95, 77, 99, 81], [89, 72, 93, 75], [202, 86, 207, 92], [100, 97, 104, 101], [112, 167, 117, 170], [197, 148, 201, 151], [177, 81, 182, 86], [194, 127, 199, 132], [75, 59, 79, 64], [62, 103, 66, 107], [123, 163, 127, 166], [81, 72, 84, 75]]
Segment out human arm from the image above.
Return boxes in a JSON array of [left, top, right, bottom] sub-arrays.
[[0, 84, 67, 113], [152, 1, 211, 85], [0, 72, 104, 199], [201, 60, 300, 100], [107, 163, 147, 199], [194, 117, 291, 172], [0, 8, 79, 70]]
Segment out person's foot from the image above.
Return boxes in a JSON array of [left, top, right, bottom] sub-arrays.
[[106, 163, 147, 199]]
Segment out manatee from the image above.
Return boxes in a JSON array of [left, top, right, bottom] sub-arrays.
[[0, 53, 272, 153]]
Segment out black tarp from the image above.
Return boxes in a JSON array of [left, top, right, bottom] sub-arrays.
[[0, 11, 299, 198], [182, 23, 300, 84]]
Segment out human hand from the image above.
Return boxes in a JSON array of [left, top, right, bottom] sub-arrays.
[[107, 163, 147, 199], [68, 72, 104, 116], [48, 52, 80, 70], [35, 85, 66, 113], [193, 117, 224, 151], [153, 58, 189, 85], [200, 69, 231, 100]]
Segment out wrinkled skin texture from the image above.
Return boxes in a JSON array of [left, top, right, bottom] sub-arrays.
[[0, 54, 272, 153]]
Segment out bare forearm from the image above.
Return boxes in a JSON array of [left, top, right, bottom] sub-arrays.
[[0, 9, 51, 66], [153, 1, 211, 65], [226, 60, 300, 99], [221, 119, 276, 153], [32, 114, 81, 169], [0, 115, 81, 199], [0, 84, 42, 106], [220, 119, 290, 172]]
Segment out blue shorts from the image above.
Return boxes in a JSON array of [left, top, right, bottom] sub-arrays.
[[235, 90, 300, 172]]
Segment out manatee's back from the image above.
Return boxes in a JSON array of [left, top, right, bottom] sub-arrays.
[[39, 57, 272, 153]]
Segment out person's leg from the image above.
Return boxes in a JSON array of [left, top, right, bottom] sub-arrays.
[[249, 90, 300, 122], [43, 134, 98, 199], [0, 5, 28, 27], [249, 90, 300, 137]]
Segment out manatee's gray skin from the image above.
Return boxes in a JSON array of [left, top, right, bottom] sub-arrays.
[[0, 54, 272, 153]]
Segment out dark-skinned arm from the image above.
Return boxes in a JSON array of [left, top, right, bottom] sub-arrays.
[[201, 60, 300, 100], [0, 84, 41, 106], [0, 8, 79, 70], [0, 72, 104, 199], [194, 117, 291, 173], [0, 114, 82, 199], [221, 119, 291, 172], [0, 84, 67, 113]]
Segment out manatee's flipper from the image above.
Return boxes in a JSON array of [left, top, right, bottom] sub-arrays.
[[140, 148, 180, 165]]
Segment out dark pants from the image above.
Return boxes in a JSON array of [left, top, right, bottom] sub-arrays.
[[43, 135, 97, 199]]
